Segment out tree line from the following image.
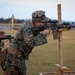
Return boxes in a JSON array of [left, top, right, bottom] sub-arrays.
[[0, 17, 25, 23]]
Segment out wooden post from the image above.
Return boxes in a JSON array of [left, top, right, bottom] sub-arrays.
[[57, 4, 63, 75], [58, 4, 63, 68], [55, 4, 69, 75], [12, 14, 14, 36]]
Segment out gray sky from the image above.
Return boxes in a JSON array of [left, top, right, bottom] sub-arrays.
[[0, 0, 75, 21]]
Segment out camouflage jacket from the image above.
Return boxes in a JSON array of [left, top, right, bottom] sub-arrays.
[[9, 21, 47, 59]]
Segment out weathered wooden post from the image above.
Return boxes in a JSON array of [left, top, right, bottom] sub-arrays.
[[56, 4, 63, 75], [58, 4, 63, 67], [11, 14, 14, 36], [55, 4, 69, 75]]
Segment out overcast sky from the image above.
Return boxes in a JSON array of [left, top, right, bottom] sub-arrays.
[[0, 0, 75, 21]]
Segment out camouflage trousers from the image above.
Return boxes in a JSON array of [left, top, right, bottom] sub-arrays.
[[3, 53, 26, 75]]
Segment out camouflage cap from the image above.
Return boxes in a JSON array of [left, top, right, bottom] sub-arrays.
[[32, 10, 50, 23]]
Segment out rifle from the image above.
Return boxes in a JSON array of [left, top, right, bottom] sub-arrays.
[[0, 35, 14, 42], [31, 20, 75, 40]]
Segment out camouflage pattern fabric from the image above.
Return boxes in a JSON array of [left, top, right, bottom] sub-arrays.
[[10, 21, 47, 59], [3, 20, 47, 75], [3, 53, 26, 75], [32, 10, 50, 23]]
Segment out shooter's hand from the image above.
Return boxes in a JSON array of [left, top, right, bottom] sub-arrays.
[[41, 29, 51, 36]]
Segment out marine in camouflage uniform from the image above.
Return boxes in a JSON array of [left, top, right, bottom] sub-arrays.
[[2, 10, 50, 75]]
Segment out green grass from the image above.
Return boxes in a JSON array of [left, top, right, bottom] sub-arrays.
[[0, 30, 75, 75]]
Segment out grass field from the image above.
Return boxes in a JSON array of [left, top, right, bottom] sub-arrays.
[[0, 30, 75, 75]]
